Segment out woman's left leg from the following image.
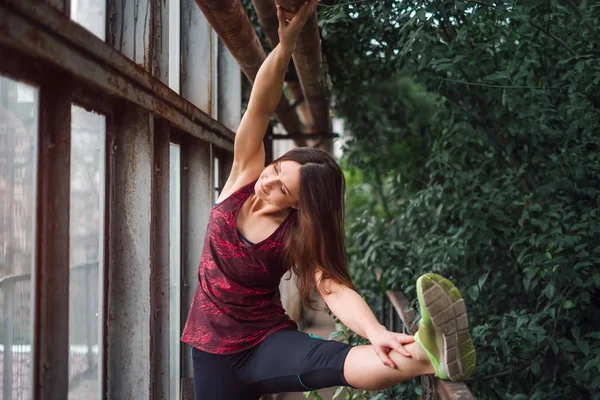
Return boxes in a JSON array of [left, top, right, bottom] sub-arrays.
[[343, 342, 434, 391]]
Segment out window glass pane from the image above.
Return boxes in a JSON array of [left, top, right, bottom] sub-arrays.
[[169, 0, 181, 93], [213, 155, 220, 203], [71, 0, 106, 40], [0, 75, 38, 400], [68, 106, 106, 400], [169, 144, 181, 400]]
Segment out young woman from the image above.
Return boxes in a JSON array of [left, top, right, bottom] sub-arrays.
[[181, 1, 476, 398]]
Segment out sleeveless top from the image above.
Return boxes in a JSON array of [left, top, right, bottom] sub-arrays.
[[181, 180, 298, 354]]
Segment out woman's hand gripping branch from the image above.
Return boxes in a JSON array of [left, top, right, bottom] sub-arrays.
[[277, 0, 320, 52], [231, 0, 319, 174]]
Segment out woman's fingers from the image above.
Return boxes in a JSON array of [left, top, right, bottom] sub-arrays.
[[394, 342, 412, 358], [276, 4, 286, 27], [289, 2, 309, 25], [397, 333, 415, 344], [291, 0, 319, 25], [375, 346, 397, 369]]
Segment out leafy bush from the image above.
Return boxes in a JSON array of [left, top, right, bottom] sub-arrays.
[[318, 0, 600, 399]]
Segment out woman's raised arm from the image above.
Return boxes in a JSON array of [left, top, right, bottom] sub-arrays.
[[229, 1, 319, 177]]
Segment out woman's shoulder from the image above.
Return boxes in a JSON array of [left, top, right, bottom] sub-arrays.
[[215, 168, 261, 205]]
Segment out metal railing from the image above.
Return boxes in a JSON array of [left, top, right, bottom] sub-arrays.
[[383, 290, 476, 400], [0, 262, 99, 400]]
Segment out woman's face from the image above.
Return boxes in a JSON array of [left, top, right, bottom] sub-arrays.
[[255, 160, 301, 209]]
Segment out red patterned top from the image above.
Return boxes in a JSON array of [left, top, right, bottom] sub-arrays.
[[181, 181, 297, 354]]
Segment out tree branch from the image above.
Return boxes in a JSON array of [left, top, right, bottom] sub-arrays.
[[528, 21, 578, 56], [435, 76, 567, 91]]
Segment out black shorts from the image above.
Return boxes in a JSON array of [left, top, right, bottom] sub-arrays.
[[192, 329, 353, 400]]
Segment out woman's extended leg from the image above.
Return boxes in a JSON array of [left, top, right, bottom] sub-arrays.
[[344, 342, 433, 391], [346, 273, 476, 390]]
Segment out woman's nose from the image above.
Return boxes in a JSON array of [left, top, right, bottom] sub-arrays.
[[264, 176, 276, 187]]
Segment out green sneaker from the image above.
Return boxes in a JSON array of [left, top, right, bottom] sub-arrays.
[[414, 273, 476, 381]]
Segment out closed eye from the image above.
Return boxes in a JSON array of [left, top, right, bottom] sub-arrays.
[[275, 162, 288, 195]]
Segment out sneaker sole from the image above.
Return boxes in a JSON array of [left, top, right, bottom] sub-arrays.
[[417, 273, 476, 381]]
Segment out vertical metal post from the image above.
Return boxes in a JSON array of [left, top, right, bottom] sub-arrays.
[[151, 118, 171, 400], [85, 265, 94, 371], [264, 124, 273, 165], [181, 136, 211, 379], [3, 279, 15, 400], [107, 103, 153, 399], [36, 77, 72, 400], [210, 28, 219, 118]]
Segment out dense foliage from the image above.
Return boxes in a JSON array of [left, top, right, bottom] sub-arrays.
[[243, 0, 600, 398], [315, 0, 600, 399]]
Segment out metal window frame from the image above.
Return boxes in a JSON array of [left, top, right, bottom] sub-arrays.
[[0, 0, 235, 152], [0, 0, 240, 397]]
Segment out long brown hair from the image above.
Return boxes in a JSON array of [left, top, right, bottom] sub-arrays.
[[275, 147, 355, 309]]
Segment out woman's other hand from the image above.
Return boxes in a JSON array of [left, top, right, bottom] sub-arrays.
[[367, 326, 415, 368], [277, 0, 320, 50]]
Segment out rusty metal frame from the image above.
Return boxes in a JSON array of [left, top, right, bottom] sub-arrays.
[[151, 118, 171, 400], [1, 1, 241, 399], [0, 0, 235, 152], [106, 103, 154, 399], [35, 68, 73, 400]]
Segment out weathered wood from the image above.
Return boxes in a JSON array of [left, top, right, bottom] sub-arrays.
[[0, 0, 235, 151]]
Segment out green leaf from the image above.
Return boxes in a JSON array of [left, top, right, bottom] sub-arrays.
[[563, 300, 575, 309], [571, 326, 581, 341], [516, 315, 527, 330], [578, 341, 590, 356], [584, 332, 600, 340], [531, 360, 540, 375], [467, 285, 480, 302], [583, 359, 598, 372], [483, 71, 510, 81], [332, 386, 346, 400], [478, 271, 490, 290], [543, 283, 555, 300]]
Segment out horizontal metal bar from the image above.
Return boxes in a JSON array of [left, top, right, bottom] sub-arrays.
[[0, 0, 234, 151], [267, 132, 339, 140]]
